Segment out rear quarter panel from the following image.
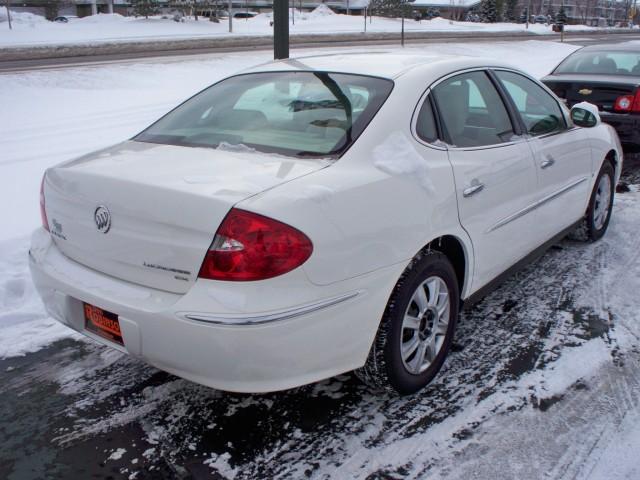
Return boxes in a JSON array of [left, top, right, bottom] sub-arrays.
[[237, 75, 474, 296]]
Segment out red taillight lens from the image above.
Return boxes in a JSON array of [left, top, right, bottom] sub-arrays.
[[614, 90, 640, 113], [198, 209, 313, 281], [40, 175, 49, 232]]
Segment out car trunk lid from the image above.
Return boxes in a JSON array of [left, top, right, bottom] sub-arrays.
[[543, 74, 640, 113], [43, 141, 328, 294]]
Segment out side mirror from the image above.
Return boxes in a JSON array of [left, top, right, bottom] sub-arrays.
[[570, 102, 601, 128]]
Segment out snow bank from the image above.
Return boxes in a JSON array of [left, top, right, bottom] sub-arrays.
[[0, 10, 47, 25], [0, 8, 609, 48], [75, 13, 127, 24], [308, 4, 336, 18]]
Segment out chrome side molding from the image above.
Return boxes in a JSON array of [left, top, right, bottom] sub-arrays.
[[487, 176, 589, 233], [181, 291, 363, 326]]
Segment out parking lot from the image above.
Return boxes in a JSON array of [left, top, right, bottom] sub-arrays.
[[2, 40, 640, 479]]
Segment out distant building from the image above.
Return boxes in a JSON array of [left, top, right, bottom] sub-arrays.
[[516, 0, 635, 25]]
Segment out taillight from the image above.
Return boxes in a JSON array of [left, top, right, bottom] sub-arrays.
[[198, 209, 313, 281], [40, 174, 49, 232], [614, 89, 640, 113]]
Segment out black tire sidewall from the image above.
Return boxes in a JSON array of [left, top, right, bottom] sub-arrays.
[[587, 161, 615, 241], [383, 253, 459, 395]]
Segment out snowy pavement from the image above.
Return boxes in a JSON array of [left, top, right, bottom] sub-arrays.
[[0, 9, 609, 48], [2, 40, 640, 479]]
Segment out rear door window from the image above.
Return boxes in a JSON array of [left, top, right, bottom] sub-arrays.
[[432, 71, 515, 148]]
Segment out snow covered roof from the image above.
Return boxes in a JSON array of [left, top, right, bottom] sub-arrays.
[[243, 52, 512, 80]]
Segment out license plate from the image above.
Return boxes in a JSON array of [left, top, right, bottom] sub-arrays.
[[83, 303, 124, 346]]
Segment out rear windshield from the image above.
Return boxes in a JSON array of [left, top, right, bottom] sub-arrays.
[[136, 71, 394, 158], [554, 50, 640, 76]]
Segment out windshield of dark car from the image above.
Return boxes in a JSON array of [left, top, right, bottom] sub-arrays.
[[554, 51, 640, 76], [136, 71, 394, 158]]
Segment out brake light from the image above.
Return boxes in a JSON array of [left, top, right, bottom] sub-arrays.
[[199, 209, 313, 281], [40, 174, 49, 232], [614, 89, 640, 113]]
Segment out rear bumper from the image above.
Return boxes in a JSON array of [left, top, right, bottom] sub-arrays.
[[600, 112, 640, 148], [29, 228, 402, 393]]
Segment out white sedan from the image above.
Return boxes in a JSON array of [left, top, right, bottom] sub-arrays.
[[30, 53, 622, 395]]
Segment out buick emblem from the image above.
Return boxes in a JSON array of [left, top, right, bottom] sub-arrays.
[[94, 205, 111, 234]]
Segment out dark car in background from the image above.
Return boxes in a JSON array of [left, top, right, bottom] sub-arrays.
[[542, 44, 640, 149]]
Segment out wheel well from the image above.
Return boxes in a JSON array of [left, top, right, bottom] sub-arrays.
[[605, 149, 618, 171], [425, 235, 466, 294]]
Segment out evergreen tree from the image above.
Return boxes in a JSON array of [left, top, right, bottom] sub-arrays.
[[480, 0, 498, 22], [504, 0, 518, 22], [546, 3, 555, 19], [369, 0, 405, 18], [555, 5, 567, 24], [131, 0, 159, 18]]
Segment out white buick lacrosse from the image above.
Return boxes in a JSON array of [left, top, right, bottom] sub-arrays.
[[30, 53, 622, 395]]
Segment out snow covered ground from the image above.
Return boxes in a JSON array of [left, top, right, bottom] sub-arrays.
[[0, 8, 605, 48], [2, 40, 640, 479]]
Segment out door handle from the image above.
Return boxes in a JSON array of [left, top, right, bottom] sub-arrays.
[[463, 182, 484, 197], [541, 157, 556, 169]]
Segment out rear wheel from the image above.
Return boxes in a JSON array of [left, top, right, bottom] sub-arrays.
[[572, 160, 615, 242], [356, 251, 459, 395]]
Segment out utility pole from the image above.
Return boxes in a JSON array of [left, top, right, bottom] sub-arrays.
[[228, 0, 233, 32], [526, 0, 530, 28], [273, 0, 289, 59], [364, 6, 367, 31]]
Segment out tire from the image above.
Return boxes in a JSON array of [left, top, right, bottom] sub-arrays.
[[571, 160, 615, 242], [356, 251, 459, 395]]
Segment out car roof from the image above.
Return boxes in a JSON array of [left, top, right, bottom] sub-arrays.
[[240, 52, 517, 80], [576, 42, 640, 53]]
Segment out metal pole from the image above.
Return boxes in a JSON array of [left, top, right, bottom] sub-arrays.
[[560, 0, 564, 42], [5, 0, 12, 30], [273, 0, 289, 59], [526, 0, 530, 28], [292, 1, 294, 25], [229, 0, 233, 32], [364, 6, 367, 31], [401, 3, 405, 46]]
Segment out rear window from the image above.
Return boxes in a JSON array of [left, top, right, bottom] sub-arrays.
[[554, 51, 640, 76], [136, 71, 394, 158]]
